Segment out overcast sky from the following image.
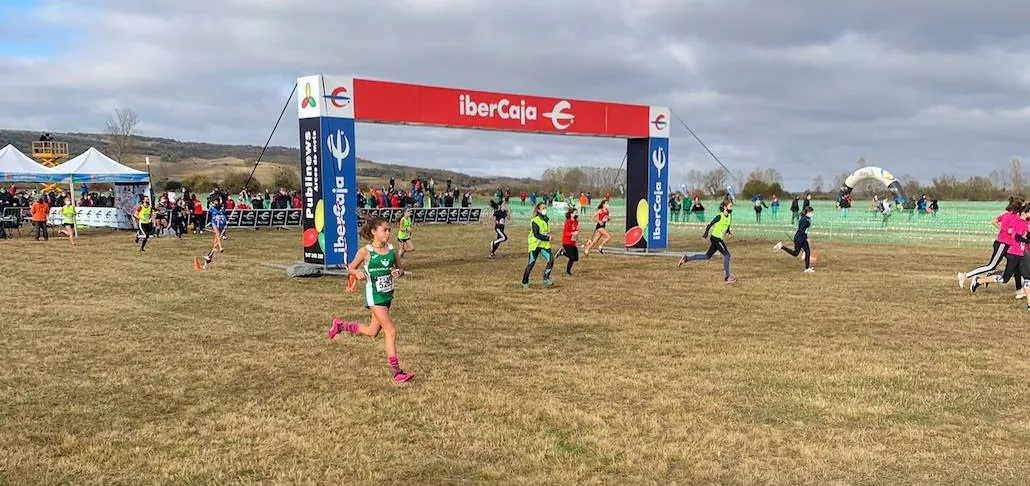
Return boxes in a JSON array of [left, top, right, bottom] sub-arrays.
[[2, 0, 1029, 190]]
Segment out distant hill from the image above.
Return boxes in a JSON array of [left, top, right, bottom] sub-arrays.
[[0, 129, 538, 192]]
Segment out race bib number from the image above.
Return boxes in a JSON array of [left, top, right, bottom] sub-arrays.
[[375, 275, 394, 293], [571, 233, 577, 241]]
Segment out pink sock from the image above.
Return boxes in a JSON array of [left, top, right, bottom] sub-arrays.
[[346, 323, 358, 334], [388, 356, 401, 375]]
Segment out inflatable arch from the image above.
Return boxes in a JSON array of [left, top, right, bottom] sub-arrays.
[[837, 167, 907, 204]]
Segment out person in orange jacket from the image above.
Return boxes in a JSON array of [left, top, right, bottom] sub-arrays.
[[30, 196, 50, 241]]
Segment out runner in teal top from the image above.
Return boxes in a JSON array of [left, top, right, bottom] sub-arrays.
[[678, 200, 736, 284], [327, 216, 414, 385]]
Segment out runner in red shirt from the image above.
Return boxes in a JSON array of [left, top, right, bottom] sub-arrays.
[[556, 207, 580, 276]]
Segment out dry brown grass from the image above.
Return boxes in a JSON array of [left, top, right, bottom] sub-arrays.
[[3, 224, 1030, 485]]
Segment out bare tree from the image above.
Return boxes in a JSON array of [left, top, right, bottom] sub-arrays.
[[832, 172, 851, 192], [686, 169, 703, 192], [989, 169, 1007, 191], [763, 168, 783, 185], [1011, 159, 1023, 195], [746, 167, 770, 184], [811, 175, 824, 193], [562, 168, 586, 191], [702, 169, 728, 196], [856, 157, 866, 168], [105, 108, 140, 162], [899, 174, 922, 200]]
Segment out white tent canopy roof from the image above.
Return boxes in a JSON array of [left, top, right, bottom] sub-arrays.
[[0, 144, 64, 183], [56, 146, 149, 183]]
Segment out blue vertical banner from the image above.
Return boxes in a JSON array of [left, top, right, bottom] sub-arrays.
[[320, 116, 359, 267], [647, 136, 669, 250]]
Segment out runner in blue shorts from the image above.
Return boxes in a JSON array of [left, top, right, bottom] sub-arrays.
[[204, 198, 227, 266]]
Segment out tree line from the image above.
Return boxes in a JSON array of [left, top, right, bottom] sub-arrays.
[[681, 159, 1026, 202], [539, 166, 626, 196]]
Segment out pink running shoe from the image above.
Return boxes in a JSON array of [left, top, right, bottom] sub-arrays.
[[392, 372, 414, 384], [328, 318, 344, 340]]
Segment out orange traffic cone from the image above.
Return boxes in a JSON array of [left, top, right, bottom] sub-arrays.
[[193, 256, 202, 271]]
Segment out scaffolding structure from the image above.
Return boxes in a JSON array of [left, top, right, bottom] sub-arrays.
[[30, 141, 69, 194]]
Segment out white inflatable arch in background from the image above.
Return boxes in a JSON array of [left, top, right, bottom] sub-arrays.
[[837, 166, 907, 204]]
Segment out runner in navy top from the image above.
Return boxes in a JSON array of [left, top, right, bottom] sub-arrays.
[[774, 206, 814, 272], [489, 200, 509, 257]]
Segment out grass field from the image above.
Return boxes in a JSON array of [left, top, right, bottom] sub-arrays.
[[4, 224, 1030, 485]]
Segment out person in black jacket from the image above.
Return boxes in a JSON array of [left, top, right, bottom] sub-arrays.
[[171, 200, 188, 239], [690, 196, 705, 222], [752, 194, 769, 223], [790, 196, 801, 225], [775, 206, 815, 272]]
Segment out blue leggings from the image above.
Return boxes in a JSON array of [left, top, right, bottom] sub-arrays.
[[686, 236, 730, 278]]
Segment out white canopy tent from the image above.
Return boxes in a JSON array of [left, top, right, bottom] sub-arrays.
[[56, 147, 150, 183], [0, 144, 64, 183], [47, 147, 152, 231]]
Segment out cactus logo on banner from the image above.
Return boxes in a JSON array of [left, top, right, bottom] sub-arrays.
[[320, 116, 358, 267], [648, 138, 669, 249], [297, 75, 324, 119]]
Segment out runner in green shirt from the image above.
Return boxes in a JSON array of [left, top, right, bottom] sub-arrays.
[[396, 207, 414, 257], [327, 216, 414, 385], [134, 198, 154, 252], [58, 197, 77, 246]]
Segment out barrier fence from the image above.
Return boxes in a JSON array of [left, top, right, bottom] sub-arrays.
[[358, 207, 482, 224], [497, 198, 1002, 247], [2, 199, 1006, 247], [2, 206, 484, 231]]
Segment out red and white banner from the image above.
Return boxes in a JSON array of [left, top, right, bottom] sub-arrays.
[[352, 78, 652, 138], [300, 75, 662, 139]]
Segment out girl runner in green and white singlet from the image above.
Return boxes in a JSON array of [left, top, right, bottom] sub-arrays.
[[328, 216, 414, 385]]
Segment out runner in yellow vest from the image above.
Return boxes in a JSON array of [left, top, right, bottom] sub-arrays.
[[678, 200, 736, 284], [521, 202, 554, 288]]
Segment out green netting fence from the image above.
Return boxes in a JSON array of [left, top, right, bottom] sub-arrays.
[[490, 198, 1005, 248]]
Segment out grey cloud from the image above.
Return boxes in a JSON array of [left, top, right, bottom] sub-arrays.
[[1, 0, 1029, 190]]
